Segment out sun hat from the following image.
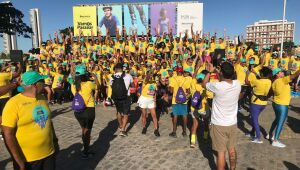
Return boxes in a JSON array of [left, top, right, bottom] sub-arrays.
[[196, 73, 205, 80], [21, 71, 49, 86], [272, 68, 282, 76]]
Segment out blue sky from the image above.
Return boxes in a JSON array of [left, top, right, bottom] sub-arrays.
[[0, 0, 299, 52]]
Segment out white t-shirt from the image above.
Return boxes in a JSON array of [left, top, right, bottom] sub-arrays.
[[206, 80, 241, 126], [110, 72, 133, 96]]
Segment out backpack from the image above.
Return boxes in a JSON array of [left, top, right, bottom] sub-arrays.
[[111, 73, 128, 100], [175, 78, 187, 104], [191, 91, 202, 110], [72, 92, 86, 112]]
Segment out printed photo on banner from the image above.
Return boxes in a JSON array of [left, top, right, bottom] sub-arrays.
[[73, 6, 97, 36], [98, 5, 123, 37], [177, 3, 203, 37], [150, 4, 176, 36], [124, 4, 149, 35]]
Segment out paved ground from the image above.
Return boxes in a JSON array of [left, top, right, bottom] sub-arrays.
[[1, 98, 300, 170]]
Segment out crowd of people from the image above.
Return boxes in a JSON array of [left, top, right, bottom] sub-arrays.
[[0, 25, 300, 170]]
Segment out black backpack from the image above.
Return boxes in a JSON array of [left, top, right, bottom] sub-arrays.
[[111, 73, 128, 100]]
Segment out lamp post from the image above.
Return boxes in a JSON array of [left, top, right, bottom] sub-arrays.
[[280, 0, 287, 58]]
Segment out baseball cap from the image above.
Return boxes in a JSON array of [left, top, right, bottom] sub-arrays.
[[249, 59, 255, 65], [184, 67, 193, 73], [167, 68, 173, 72], [75, 65, 87, 75], [240, 58, 247, 63], [176, 67, 184, 73], [21, 71, 49, 86], [272, 68, 282, 76], [196, 73, 205, 80]]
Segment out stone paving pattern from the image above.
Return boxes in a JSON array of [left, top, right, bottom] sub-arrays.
[[1, 99, 300, 170]]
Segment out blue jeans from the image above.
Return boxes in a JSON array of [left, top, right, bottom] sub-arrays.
[[250, 103, 266, 139], [269, 102, 288, 140]]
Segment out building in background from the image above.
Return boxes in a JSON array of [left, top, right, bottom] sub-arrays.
[[29, 8, 42, 48], [246, 20, 295, 48], [3, 33, 18, 54]]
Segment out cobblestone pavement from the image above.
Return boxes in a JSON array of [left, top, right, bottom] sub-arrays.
[[1, 99, 300, 170]]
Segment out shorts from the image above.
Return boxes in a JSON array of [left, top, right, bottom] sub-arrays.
[[74, 107, 95, 129], [138, 96, 155, 109], [0, 98, 9, 116], [114, 97, 131, 115], [210, 124, 238, 152], [190, 110, 206, 119], [172, 104, 188, 116], [13, 153, 55, 170]]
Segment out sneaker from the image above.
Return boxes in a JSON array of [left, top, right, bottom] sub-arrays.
[[251, 138, 263, 144], [266, 134, 274, 141], [182, 131, 187, 137], [142, 128, 147, 134], [169, 132, 177, 138], [119, 131, 127, 137], [272, 141, 286, 148], [245, 133, 255, 138], [154, 129, 160, 137], [0, 134, 3, 141], [190, 142, 196, 148]]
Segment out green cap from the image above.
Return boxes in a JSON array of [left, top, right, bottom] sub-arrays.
[[222, 57, 227, 61], [42, 61, 47, 64], [167, 68, 173, 72], [184, 67, 193, 73], [21, 71, 49, 86], [75, 64, 87, 75], [48, 63, 53, 67], [249, 59, 255, 65], [62, 62, 68, 66], [272, 68, 282, 76], [196, 73, 205, 80], [123, 63, 128, 67], [240, 58, 247, 63]]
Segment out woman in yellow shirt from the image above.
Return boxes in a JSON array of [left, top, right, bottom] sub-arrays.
[[71, 64, 100, 159], [137, 70, 160, 137], [190, 72, 208, 148], [267, 68, 300, 148], [245, 67, 272, 143]]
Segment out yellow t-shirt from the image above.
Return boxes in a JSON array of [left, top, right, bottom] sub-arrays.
[[235, 64, 247, 85], [71, 81, 96, 107], [269, 58, 279, 69], [51, 73, 64, 89], [169, 76, 191, 104], [0, 72, 12, 99], [264, 53, 272, 67], [2, 94, 54, 161], [250, 78, 272, 105], [291, 60, 300, 74], [190, 79, 206, 113], [141, 83, 157, 99], [280, 58, 289, 70], [272, 76, 291, 105]]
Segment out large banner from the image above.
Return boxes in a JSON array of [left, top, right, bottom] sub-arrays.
[[73, 6, 97, 36], [150, 4, 176, 36], [177, 3, 203, 37], [124, 5, 148, 35], [98, 5, 122, 36]]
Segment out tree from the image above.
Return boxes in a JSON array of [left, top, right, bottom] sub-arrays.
[[273, 41, 295, 55], [59, 26, 74, 37], [0, 2, 32, 38]]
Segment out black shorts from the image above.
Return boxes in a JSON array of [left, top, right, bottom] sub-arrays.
[[74, 107, 95, 129], [114, 97, 131, 115], [13, 154, 55, 170], [0, 98, 9, 116]]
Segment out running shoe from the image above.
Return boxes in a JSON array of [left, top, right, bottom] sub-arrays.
[[272, 141, 286, 148], [251, 138, 263, 144], [119, 131, 127, 137], [190, 142, 196, 148], [169, 132, 177, 138], [245, 133, 255, 138], [0, 134, 3, 141], [154, 129, 160, 137], [142, 128, 147, 134], [265, 134, 274, 141]]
